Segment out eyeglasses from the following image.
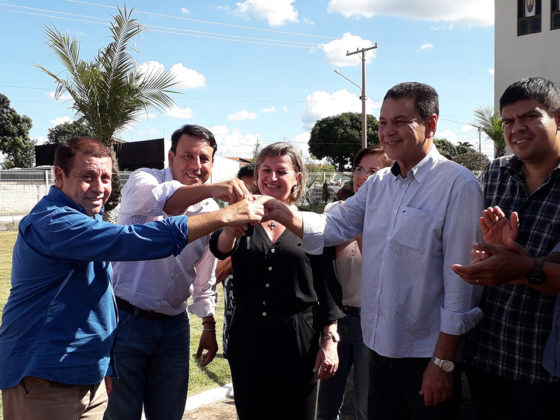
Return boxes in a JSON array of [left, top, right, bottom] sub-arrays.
[[354, 166, 378, 177]]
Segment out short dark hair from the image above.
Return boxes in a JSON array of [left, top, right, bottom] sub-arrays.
[[54, 137, 113, 176], [237, 164, 255, 179], [499, 77, 560, 116], [383, 82, 439, 120], [352, 147, 393, 170], [170, 124, 217, 156]]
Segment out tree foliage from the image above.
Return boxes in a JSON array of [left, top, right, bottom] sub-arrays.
[[433, 138, 457, 158], [0, 93, 35, 168], [36, 6, 179, 212], [47, 120, 93, 144], [473, 106, 506, 157], [309, 112, 379, 171], [453, 152, 490, 171]]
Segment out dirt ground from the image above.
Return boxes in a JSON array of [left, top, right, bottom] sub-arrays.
[[183, 370, 357, 420]]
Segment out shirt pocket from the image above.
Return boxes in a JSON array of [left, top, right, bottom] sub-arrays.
[[391, 206, 434, 253]]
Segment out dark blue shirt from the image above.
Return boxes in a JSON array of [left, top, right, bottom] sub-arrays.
[[0, 187, 188, 389]]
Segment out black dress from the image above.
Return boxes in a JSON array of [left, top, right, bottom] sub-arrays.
[[210, 224, 342, 420]]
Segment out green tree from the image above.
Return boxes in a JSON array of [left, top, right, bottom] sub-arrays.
[[309, 112, 379, 171], [47, 120, 93, 144], [433, 138, 457, 158], [36, 6, 179, 211], [0, 93, 35, 168], [456, 141, 476, 155], [473, 106, 506, 157], [453, 151, 490, 171]]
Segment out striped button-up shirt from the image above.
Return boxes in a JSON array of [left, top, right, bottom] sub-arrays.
[[302, 146, 484, 358], [112, 167, 218, 317]]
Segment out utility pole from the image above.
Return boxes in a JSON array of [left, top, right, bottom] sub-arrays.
[[477, 128, 482, 153], [346, 43, 377, 149]]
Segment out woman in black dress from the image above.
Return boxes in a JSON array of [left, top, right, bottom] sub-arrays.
[[210, 142, 343, 420]]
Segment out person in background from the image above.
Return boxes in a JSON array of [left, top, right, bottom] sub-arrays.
[[452, 77, 560, 420], [0, 137, 262, 420], [105, 124, 254, 420], [318, 147, 392, 420], [260, 82, 484, 420], [210, 142, 343, 420]]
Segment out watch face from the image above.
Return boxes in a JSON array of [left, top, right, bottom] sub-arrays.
[[527, 270, 545, 285], [441, 360, 455, 373]]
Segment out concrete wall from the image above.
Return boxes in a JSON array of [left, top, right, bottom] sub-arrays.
[[0, 183, 50, 215], [495, 0, 560, 109]]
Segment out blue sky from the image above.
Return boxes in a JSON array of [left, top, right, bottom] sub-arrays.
[[0, 0, 495, 161]]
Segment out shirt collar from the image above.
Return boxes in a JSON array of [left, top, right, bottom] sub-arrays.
[[48, 186, 104, 217], [390, 144, 442, 183]]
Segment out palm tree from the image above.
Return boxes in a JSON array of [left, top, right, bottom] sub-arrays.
[[473, 106, 506, 158], [36, 6, 179, 212]]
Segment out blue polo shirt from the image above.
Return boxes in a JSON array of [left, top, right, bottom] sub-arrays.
[[0, 187, 188, 389]]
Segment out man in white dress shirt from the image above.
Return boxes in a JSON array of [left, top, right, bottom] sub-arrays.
[[261, 82, 484, 419], [105, 124, 251, 420]]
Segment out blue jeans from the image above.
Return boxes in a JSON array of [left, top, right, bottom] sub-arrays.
[[317, 312, 369, 420], [104, 309, 190, 420]]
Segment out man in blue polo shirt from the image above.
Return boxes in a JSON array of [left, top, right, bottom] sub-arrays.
[[0, 137, 261, 420]]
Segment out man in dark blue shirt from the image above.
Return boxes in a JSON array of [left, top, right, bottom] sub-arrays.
[[0, 137, 262, 420]]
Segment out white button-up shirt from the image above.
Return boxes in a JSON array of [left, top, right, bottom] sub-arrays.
[[302, 147, 484, 358], [112, 167, 218, 317]]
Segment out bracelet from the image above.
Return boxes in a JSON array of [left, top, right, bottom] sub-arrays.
[[203, 328, 216, 332]]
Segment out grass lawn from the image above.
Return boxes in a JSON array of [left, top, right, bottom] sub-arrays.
[[0, 230, 231, 417]]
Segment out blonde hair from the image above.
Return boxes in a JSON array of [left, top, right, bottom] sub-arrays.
[[255, 142, 306, 203]]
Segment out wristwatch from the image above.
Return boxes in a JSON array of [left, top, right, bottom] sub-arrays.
[[323, 331, 341, 343], [431, 356, 455, 373], [527, 258, 546, 285]]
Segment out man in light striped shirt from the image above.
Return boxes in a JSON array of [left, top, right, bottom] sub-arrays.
[[105, 124, 252, 420], [261, 82, 484, 420]]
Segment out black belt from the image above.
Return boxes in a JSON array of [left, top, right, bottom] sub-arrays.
[[115, 296, 175, 320], [343, 305, 360, 315]]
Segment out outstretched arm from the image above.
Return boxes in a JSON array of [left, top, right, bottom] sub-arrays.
[[187, 199, 263, 243]]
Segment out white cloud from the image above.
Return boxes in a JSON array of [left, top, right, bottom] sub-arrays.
[[261, 106, 276, 113], [180, 7, 190, 14], [34, 135, 48, 145], [489, 69, 495, 75], [419, 42, 434, 50], [461, 125, 474, 132], [301, 89, 380, 129], [49, 116, 73, 126], [283, 106, 289, 112], [166, 105, 193, 119], [235, 0, 298, 26], [211, 125, 261, 158], [170, 63, 206, 89], [137, 61, 205, 90], [327, 0, 494, 27], [48, 91, 72, 101], [438, 129, 458, 143], [227, 110, 258, 121], [321, 33, 375, 67], [140, 128, 159, 137]]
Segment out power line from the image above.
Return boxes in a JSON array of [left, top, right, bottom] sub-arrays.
[[68, 0, 337, 40]]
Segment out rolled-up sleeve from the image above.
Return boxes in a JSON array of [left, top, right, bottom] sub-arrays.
[[440, 176, 484, 335]]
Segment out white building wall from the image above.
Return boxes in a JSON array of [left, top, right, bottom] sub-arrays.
[[495, 0, 560, 109]]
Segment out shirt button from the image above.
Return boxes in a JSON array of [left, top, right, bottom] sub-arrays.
[[265, 283, 270, 288], [262, 300, 266, 305], [268, 266, 272, 271], [271, 248, 276, 253], [262, 312, 267, 317]]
